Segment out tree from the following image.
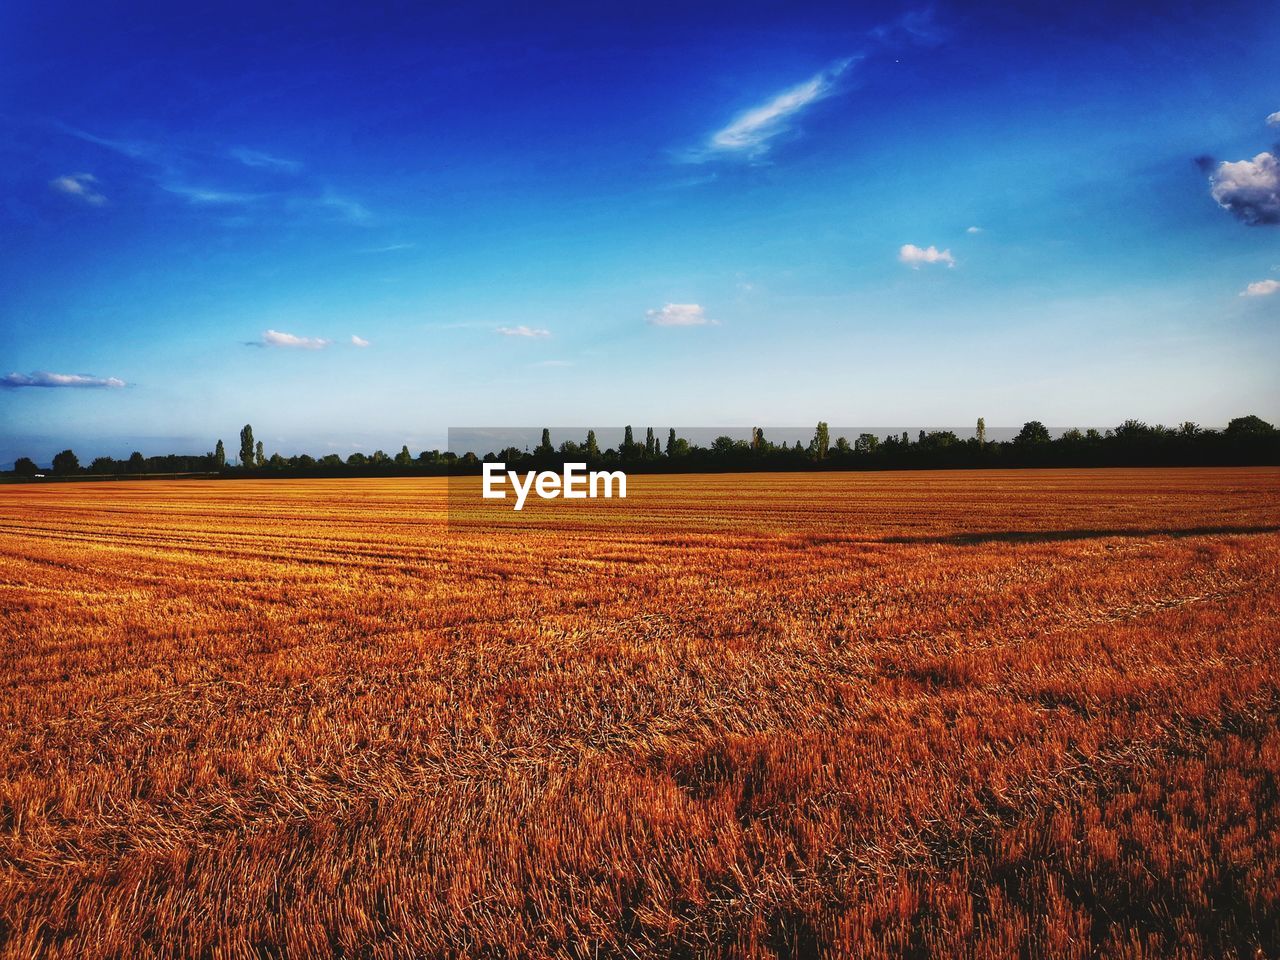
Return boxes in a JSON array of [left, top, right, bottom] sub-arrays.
[[585, 430, 600, 460], [855, 433, 880, 454], [90, 456, 114, 474], [623, 425, 635, 460], [52, 449, 80, 475], [535, 429, 554, 458], [215, 439, 226, 468], [976, 417, 986, 445], [14, 457, 38, 477], [813, 422, 830, 460], [395, 445, 413, 466], [834, 436, 851, 454], [1015, 421, 1051, 445], [254, 441, 265, 467], [128, 451, 146, 473], [239, 425, 255, 467], [666, 428, 676, 457], [645, 427, 655, 459], [1226, 415, 1276, 438]]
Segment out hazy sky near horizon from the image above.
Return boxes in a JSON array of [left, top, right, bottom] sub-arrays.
[[2, 0, 1278, 464]]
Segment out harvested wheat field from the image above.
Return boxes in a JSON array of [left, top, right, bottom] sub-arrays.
[[1, 468, 1278, 959]]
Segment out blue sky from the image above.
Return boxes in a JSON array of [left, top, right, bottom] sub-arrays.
[[1, 0, 1278, 464]]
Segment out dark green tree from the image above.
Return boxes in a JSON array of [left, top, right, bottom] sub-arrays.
[[1226, 415, 1275, 437], [52, 449, 80, 475], [855, 433, 880, 453], [666, 428, 676, 457], [536, 429, 554, 457], [1015, 421, 1051, 445], [215, 439, 226, 468], [645, 427, 655, 459], [239, 425, 255, 467], [255, 441, 265, 467], [395, 445, 413, 466], [128, 451, 145, 473], [976, 417, 986, 445], [585, 430, 600, 460], [14, 457, 38, 477], [623, 425, 635, 460]]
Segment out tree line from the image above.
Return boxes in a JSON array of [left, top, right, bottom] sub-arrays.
[[9, 415, 1279, 480]]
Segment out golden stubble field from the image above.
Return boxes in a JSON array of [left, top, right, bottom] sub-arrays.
[[1, 468, 1278, 959]]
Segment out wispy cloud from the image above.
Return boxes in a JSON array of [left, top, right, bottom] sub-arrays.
[[693, 58, 857, 161], [351, 334, 371, 347], [259, 329, 331, 349], [312, 192, 372, 224], [58, 124, 156, 160], [49, 172, 106, 206], [162, 183, 259, 205], [58, 124, 372, 225], [1268, 111, 1280, 127], [899, 243, 955, 268], [1241, 279, 1280, 297], [647, 303, 716, 326], [2, 370, 125, 388], [966, 225, 983, 234], [361, 243, 415, 254], [230, 147, 302, 173], [497, 325, 551, 338]]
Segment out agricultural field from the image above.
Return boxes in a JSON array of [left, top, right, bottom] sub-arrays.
[[1, 468, 1278, 959]]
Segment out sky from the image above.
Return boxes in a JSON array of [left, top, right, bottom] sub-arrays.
[[1, 0, 1278, 465]]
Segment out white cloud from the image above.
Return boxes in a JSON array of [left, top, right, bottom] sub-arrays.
[[1209, 152, 1280, 225], [899, 243, 955, 268], [163, 183, 259, 205], [966, 225, 983, 234], [261, 329, 330, 349], [1267, 111, 1280, 127], [313, 192, 372, 224], [647, 303, 715, 326], [231, 147, 302, 173], [351, 334, 370, 347], [1241, 279, 1280, 297], [496, 325, 551, 338], [49, 172, 106, 206], [2, 370, 125, 388], [700, 57, 856, 159]]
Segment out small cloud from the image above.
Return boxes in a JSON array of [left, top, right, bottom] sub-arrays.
[[351, 334, 370, 347], [163, 183, 259, 205], [1241, 279, 1280, 297], [261, 329, 330, 349], [696, 57, 857, 160], [647, 303, 716, 326], [1207, 152, 1280, 225], [49, 172, 106, 206], [313, 192, 371, 224], [966, 225, 983, 234], [2, 370, 125, 388], [230, 147, 302, 173], [899, 243, 955, 268], [361, 243, 415, 254], [1268, 111, 1280, 127], [496, 325, 551, 338]]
